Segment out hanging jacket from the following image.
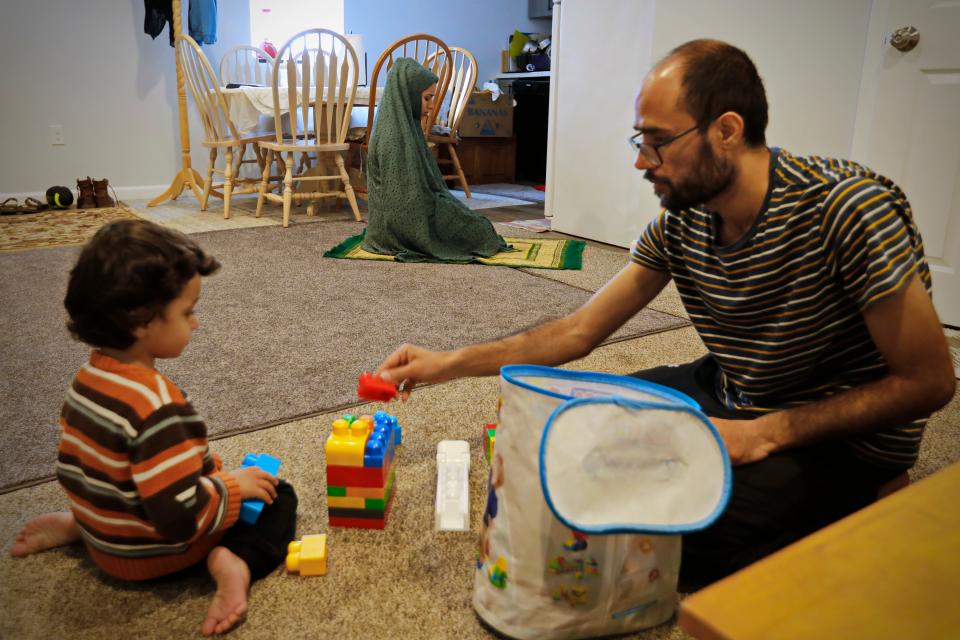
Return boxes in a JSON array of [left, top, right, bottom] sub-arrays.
[[189, 0, 218, 45], [144, 0, 174, 46]]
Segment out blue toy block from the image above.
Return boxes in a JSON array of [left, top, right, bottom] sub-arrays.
[[374, 411, 402, 447], [363, 416, 394, 467], [363, 432, 388, 468], [239, 452, 281, 525]]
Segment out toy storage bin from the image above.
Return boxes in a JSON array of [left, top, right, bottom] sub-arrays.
[[473, 365, 730, 640]]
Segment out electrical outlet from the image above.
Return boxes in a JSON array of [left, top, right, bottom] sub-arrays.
[[49, 125, 65, 146]]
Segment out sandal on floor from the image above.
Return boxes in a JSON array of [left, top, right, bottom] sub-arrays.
[[18, 197, 49, 214], [0, 197, 20, 215]]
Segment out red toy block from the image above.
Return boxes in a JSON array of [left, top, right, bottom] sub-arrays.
[[357, 372, 398, 402], [328, 516, 387, 529], [327, 459, 394, 488]]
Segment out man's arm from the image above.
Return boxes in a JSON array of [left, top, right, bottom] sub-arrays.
[[376, 262, 672, 396], [718, 273, 956, 464]]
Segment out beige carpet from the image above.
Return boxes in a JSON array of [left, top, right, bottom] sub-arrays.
[[0, 221, 686, 491], [497, 222, 690, 321], [2, 326, 957, 640], [1, 202, 957, 639], [0, 331, 708, 640]]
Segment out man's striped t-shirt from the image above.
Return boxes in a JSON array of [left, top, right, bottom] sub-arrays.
[[631, 148, 931, 470]]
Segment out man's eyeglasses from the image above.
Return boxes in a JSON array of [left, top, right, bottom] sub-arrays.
[[627, 124, 699, 167]]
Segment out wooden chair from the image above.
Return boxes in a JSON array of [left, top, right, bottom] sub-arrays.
[[255, 29, 362, 227], [293, 48, 322, 87], [176, 34, 273, 219], [219, 45, 274, 86], [350, 34, 453, 197], [425, 47, 477, 197]]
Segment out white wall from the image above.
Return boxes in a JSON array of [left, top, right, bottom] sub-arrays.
[[0, 0, 250, 198], [547, 0, 875, 247], [0, 0, 545, 198], [345, 0, 549, 87]]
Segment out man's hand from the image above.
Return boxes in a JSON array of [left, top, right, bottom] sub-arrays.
[[229, 467, 279, 503], [711, 416, 780, 466], [371, 264, 672, 402], [710, 276, 955, 460], [375, 343, 457, 401]]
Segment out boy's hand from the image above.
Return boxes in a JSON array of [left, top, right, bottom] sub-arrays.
[[229, 467, 279, 503]]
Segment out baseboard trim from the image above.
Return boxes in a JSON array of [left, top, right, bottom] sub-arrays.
[[1, 184, 175, 202]]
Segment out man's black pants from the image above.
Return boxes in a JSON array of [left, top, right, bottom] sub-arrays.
[[630, 356, 902, 588]]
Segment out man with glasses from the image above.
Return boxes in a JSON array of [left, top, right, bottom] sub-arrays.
[[374, 39, 955, 585]]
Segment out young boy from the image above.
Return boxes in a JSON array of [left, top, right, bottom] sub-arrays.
[[10, 219, 297, 636]]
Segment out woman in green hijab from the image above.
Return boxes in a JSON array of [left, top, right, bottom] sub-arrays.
[[362, 58, 509, 262]]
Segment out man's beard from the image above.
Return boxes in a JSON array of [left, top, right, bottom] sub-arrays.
[[646, 142, 736, 211]]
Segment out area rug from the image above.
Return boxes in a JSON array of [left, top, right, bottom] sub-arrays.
[[502, 218, 552, 233], [449, 189, 535, 209], [0, 205, 141, 251], [324, 232, 584, 269], [464, 183, 545, 204], [0, 220, 687, 491]]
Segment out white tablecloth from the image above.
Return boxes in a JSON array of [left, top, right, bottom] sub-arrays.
[[222, 86, 372, 134]]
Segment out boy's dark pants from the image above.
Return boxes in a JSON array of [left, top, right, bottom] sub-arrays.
[[630, 356, 903, 588], [219, 480, 298, 580]]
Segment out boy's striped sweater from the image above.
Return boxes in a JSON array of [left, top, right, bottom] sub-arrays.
[[56, 351, 241, 580]]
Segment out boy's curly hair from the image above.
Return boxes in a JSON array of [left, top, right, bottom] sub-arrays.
[[64, 219, 220, 349]]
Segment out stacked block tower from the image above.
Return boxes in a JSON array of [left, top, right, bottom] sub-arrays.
[[325, 411, 401, 529]]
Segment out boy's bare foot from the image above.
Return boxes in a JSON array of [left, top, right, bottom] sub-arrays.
[[202, 546, 250, 636], [10, 512, 81, 557]]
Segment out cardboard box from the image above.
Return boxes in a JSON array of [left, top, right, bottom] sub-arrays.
[[459, 91, 513, 138]]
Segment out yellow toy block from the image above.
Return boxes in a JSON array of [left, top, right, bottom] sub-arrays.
[[286, 534, 327, 576], [327, 495, 366, 509], [326, 418, 369, 467]]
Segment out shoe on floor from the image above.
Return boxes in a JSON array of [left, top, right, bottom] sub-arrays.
[[93, 178, 116, 208], [0, 197, 48, 215], [76, 177, 96, 209], [19, 197, 49, 213], [0, 197, 19, 215]]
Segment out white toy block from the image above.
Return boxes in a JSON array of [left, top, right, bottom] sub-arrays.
[[436, 440, 470, 531]]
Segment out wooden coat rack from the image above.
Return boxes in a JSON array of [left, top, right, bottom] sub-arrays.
[[148, 0, 204, 206]]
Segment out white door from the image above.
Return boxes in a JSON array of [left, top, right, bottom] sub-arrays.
[[545, 0, 659, 246], [853, 0, 960, 326]]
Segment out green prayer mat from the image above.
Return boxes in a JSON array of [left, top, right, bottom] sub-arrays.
[[325, 232, 584, 270]]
